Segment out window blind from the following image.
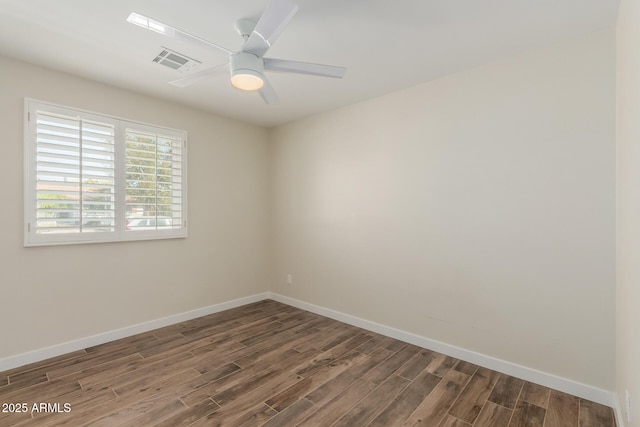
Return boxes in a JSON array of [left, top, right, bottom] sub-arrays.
[[35, 110, 116, 234], [125, 128, 184, 231], [25, 99, 187, 246]]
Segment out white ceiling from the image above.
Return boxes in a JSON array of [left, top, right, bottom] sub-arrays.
[[0, 0, 619, 127]]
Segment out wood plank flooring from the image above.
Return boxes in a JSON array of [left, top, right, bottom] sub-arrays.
[[0, 300, 616, 426]]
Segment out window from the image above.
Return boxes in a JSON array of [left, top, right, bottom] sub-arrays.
[[24, 99, 187, 246]]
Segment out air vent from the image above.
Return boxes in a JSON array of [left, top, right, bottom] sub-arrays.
[[152, 47, 201, 72]]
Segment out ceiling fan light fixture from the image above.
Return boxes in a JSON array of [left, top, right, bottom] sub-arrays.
[[230, 52, 264, 91], [231, 70, 264, 91]]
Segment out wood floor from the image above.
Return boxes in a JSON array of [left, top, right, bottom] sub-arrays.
[[0, 300, 616, 427]]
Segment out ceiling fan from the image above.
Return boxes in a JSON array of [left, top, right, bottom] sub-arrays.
[[127, 0, 346, 104]]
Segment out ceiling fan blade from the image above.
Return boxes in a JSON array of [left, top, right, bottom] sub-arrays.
[[242, 0, 299, 57], [258, 77, 279, 104], [169, 63, 228, 87], [263, 58, 346, 78], [127, 12, 233, 55]]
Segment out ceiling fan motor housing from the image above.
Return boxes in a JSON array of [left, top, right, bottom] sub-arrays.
[[230, 52, 265, 90]]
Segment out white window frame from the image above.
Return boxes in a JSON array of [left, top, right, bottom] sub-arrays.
[[24, 99, 188, 246]]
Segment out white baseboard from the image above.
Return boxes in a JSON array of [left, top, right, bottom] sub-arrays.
[[268, 292, 616, 408], [614, 394, 626, 427], [0, 292, 270, 372], [1, 291, 616, 411]]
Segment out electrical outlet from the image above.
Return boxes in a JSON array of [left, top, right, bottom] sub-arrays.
[[287, 274, 292, 285], [626, 389, 632, 422]]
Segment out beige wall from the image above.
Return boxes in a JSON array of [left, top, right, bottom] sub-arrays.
[[616, 0, 640, 424], [270, 29, 615, 390], [0, 55, 270, 360], [0, 27, 618, 395]]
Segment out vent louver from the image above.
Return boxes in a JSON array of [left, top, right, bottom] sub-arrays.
[[152, 47, 201, 72]]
